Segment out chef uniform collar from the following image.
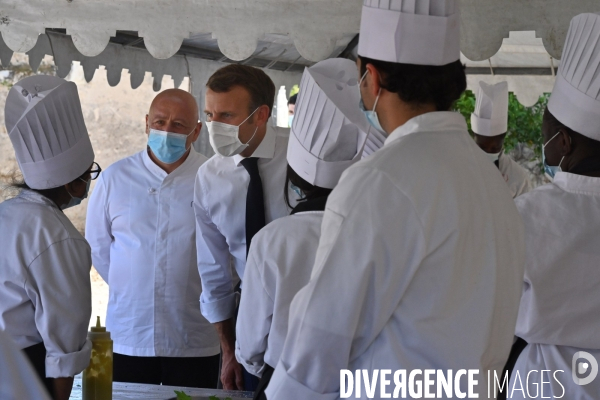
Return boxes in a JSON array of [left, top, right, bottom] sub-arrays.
[[287, 58, 371, 189], [5, 75, 94, 190]]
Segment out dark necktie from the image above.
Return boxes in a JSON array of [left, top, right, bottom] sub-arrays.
[[240, 157, 266, 257]]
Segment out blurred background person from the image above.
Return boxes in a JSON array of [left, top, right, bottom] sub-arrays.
[[472, 81, 532, 198]]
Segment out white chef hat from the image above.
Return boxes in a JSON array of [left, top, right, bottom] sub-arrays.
[[5, 75, 94, 190], [358, 0, 460, 66], [471, 81, 509, 137], [548, 13, 600, 140], [287, 58, 370, 189]]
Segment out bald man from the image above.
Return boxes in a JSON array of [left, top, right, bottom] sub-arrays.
[[85, 89, 220, 387]]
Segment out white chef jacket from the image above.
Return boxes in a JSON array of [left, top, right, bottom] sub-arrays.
[[266, 112, 526, 400], [509, 172, 600, 399], [499, 152, 533, 198], [85, 148, 220, 357], [235, 211, 323, 377], [0, 330, 51, 400], [0, 190, 92, 378], [194, 126, 296, 323]]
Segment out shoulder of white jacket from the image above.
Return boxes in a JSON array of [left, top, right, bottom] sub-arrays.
[[101, 150, 146, 179]]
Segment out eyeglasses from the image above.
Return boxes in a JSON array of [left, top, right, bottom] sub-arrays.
[[88, 162, 102, 180]]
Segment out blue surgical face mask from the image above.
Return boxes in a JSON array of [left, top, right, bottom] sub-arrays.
[[542, 131, 565, 180], [290, 183, 302, 198], [288, 115, 294, 128], [61, 178, 91, 210], [147, 127, 194, 164], [359, 70, 386, 135]]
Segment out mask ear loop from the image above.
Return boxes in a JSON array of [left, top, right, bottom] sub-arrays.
[[359, 69, 382, 113], [544, 130, 571, 170]]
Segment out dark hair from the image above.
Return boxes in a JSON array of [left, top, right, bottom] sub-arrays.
[[206, 64, 276, 116], [288, 94, 297, 106], [284, 165, 332, 209], [358, 56, 466, 111]]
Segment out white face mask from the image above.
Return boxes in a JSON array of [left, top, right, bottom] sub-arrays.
[[206, 107, 259, 157]]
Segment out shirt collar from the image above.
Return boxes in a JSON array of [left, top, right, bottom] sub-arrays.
[[384, 112, 468, 147], [553, 172, 600, 195], [142, 146, 199, 180], [18, 188, 59, 209], [233, 125, 277, 166]]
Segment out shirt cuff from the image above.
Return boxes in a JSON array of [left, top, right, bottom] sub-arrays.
[[235, 340, 264, 378], [265, 360, 339, 400], [45, 340, 92, 378], [200, 293, 237, 323]]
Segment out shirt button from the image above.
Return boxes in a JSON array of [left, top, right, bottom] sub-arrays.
[[148, 188, 156, 194]]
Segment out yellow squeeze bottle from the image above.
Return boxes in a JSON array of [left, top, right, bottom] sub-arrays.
[[83, 316, 113, 400]]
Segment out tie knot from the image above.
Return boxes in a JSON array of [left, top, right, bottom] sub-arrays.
[[240, 157, 260, 175]]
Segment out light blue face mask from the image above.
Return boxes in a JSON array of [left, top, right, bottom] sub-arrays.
[[290, 183, 302, 198], [542, 131, 565, 180], [61, 178, 91, 210], [288, 115, 294, 128], [147, 127, 194, 164], [359, 70, 386, 135]]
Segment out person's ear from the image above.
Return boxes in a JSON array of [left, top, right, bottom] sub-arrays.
[[192, 121, 202, 142], [558, 128, 573, 156], [366, 64, 382, 97], [145, 114, 150, 135], [256, 105, 270, 126]]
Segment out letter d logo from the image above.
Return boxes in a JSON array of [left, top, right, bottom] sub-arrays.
[[572, 351, 599, 386]]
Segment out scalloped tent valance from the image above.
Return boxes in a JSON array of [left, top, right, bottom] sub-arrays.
[[1, 0, 599, 63]]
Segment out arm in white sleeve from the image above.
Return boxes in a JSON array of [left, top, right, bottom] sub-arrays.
[[25, 239, 93, 378], [266, 167, 426, 400], [194, 173, 237, 323], [85, 175, 112, 282], [0, 330, 52, 400], [235, 245, 274, 377]]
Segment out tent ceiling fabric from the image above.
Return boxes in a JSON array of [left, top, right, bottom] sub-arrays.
[[1, 0, 599, 63], [0, 0, 361, 61]]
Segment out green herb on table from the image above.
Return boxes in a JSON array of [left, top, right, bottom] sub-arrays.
[[175, 390, 192, 400]]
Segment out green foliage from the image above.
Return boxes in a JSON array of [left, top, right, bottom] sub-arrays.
[[174, 390, 192, 400], [453, 90, 550, 162]]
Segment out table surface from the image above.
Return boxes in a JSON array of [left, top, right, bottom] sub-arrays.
[[70, 375, 254, 400]]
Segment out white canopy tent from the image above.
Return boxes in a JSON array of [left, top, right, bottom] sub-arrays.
[[1, 0, 598, 154]]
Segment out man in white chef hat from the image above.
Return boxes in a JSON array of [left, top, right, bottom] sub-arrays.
[[0, 75, 98, 400], [267, 1, 525, 399], [472, 81, 533, 198], [235, 58, 370, 400], [505, 13, 600, 400]]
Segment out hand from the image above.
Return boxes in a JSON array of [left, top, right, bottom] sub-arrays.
[[220, 350, 244, 390]]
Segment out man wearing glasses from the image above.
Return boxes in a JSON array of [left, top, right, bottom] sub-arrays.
[[85, 89, 220, 388]]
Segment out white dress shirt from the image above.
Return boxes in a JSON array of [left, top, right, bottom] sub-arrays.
[[0, 190, 92, 378], [194, 126, 296, 323], [85, 148, 220, 357], [499, 152, 533, 198], [0, 330, 51, 400], [266, 112, 526, 400], [235, 211, 323, 377], [509, 172, 600, 399]]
